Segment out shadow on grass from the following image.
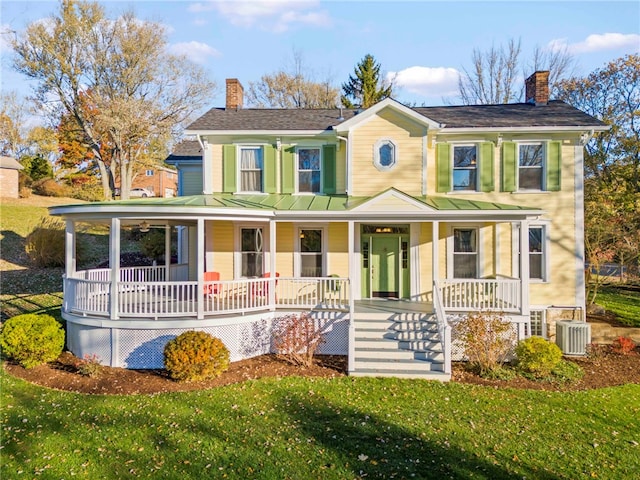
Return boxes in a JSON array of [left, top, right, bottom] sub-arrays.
[[278, 393, 556, 480]]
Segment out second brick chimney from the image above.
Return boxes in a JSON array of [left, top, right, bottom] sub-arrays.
[[525, 71, 550, 106], [226, 78, 244, 110]]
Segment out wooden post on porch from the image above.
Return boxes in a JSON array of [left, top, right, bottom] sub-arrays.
[[269, 220, 276, 310], [164, 225, 171, 281], [519, 220, 531, 329], [109, 218, 120, 320], [432, 221, 439, 297], [197, 218, 205, 319], [64, 220, 76, 313], [348, 220, 355, 373]]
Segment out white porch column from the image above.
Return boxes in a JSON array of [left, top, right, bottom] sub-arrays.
[[197, 218, 205, 319], [348, 220, 355, 373], [109, 218, 121, 320], [164, 225, 171, 281], [269, 219, 276, 309], [64, 220, 76, 313], [519, 220, 530, 318], [432, 221, 440, 285]]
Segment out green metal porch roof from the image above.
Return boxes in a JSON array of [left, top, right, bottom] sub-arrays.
[[75, 193, 538, 212]]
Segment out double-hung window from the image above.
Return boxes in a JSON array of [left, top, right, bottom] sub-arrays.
[[299, 229, 323, 277], [241, 228, 263, 277], [453, 145, 478, 191], [519, 143, 544, 190], [453, 228, 478, 278], [298, 147, 321, 193], [240, 147, 263, 192], [529, 226, 545, 281]]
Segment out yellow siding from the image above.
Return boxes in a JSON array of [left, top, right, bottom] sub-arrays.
[[212, 221, 234, 280], [351, 108, 425, 196], [276, 223, 294, 277], [327, 223, 349, 277], [426, 138, 579, 306]]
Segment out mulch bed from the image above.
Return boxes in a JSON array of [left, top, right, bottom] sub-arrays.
[[4, 349, 639, 395]]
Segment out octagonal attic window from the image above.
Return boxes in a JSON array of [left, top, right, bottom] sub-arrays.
[[374, 139, 397, 172]]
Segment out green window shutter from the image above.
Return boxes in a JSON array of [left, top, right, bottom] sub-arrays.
[[281, 146, 295, 194], [479, 142, 494, 192], [222, 145, 237, 193], [322, 144, 337, 194], [436, 143, 451, 193], [501, 142, 517, 192], [546, 141, 562, 191], [264, 144, 277, 193]]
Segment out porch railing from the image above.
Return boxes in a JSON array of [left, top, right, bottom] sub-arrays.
[[438, 278, 521, 313], [64, 267, 350, 320], [432, 281, 451, 375]]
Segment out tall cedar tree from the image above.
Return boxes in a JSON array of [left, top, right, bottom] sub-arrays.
[[341, 54, 392, 108]]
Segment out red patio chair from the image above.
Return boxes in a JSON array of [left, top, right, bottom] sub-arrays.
[[204, 271, 220, 296], [251, 272, 279, 302]]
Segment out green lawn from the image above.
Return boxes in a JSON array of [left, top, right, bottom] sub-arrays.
[[2, 370, 639, 480], [597, 286, 640, 328]]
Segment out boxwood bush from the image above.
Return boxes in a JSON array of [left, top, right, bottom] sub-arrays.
[[0, 313, 65, 368], [515, 336, 562, 378], [163, 331, 230, 382]]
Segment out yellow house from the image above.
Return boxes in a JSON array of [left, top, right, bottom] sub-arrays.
[[50, 72, 608, 379]]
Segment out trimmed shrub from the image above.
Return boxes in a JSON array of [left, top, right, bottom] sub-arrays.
[[163, 331, 230, 382], [515, 336, 563, 378], [453, 311, 516, 376], [25, 217, 66, 267], [0, 313, 65, 368], [273, 312, 325, 367]]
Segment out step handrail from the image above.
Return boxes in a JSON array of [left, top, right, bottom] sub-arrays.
[[433, 280, 451, 375]]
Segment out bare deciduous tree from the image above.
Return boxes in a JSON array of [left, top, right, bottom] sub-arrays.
[[12, 0, 216, 199], [458, 38, 577, 105], [246, 49, 339, 108]]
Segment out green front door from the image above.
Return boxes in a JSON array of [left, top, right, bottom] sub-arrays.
[[371, 236, 399, 298]]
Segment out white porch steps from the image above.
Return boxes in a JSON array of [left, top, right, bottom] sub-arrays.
[[350, 313, 450, 381]]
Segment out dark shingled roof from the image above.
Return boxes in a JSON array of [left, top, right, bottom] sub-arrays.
[[187, 108, 358, 131], [413, 101, 606, 128], [186, 100, 606, 132], [166, 140, 203, 163]]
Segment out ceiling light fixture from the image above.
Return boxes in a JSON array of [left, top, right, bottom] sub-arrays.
[[139, 221, 150, 233]]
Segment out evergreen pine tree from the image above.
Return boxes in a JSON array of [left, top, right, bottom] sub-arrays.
[[341, 54, 392, 108]]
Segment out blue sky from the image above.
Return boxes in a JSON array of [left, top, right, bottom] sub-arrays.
[[1, 0, 639, 111]]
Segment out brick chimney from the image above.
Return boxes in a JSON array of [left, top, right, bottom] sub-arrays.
[[525, 71, 550, 106], [226, 78, 244, 110]]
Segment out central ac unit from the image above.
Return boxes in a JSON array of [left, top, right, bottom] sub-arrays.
[[556, 320, 591, 355]]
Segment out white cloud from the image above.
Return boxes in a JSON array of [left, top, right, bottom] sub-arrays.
[[549, 33, 640, 54], [168, 41, 221, 64], [388, 66, 460, 98], [188, 0, 331, 32]]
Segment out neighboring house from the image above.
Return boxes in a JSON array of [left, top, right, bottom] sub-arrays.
[[115, 165, 178, 198], [0, 156, 24, 198], [50, 73, 608, 379]]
